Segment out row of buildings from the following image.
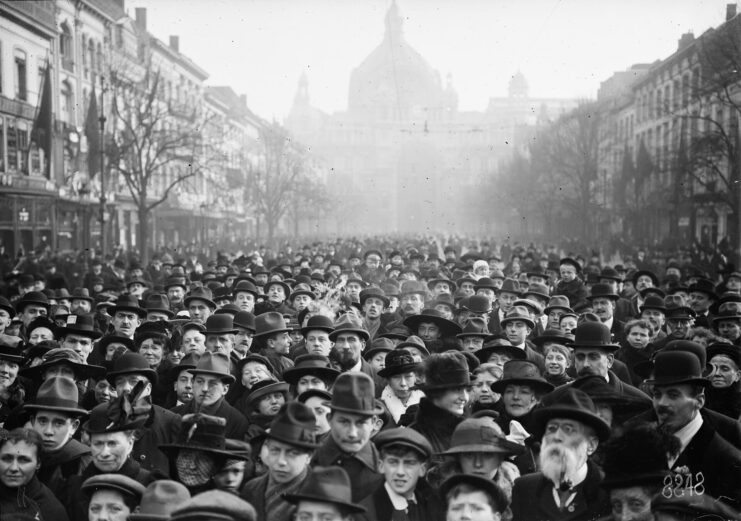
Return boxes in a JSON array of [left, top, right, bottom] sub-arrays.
[[0, 0, 272, 258]]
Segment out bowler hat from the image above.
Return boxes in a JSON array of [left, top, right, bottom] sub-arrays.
[[431, 293, 456, 311], [645, 350, 710, 388], [253, 311, 290, 338], [162, 413, 249, 460], [543, 295, 573, 315], [460, 295, 492, 314], [23, 376, 88, 416], [58, 313, 102, 340], [688, 278, 718, 300], [289, 283, 315, 302], [569, 321, 620, 351], [499, 306, 535, 329], [300, 314, 334, 335], [126, 276, 150, 289], [456, 318, 490, 339], [363, 337, 395, 361], [330, 372, 382, 416], [233, 311, 256, 331], [640, 295, 667, 313], [532, 328, 574, 347], [377, 348, 419, 378], [359, 287, 389, 307], [183, 287, 216, 309], [108, 294, 146, 318], [374, 426, 433, 459], [106, 352, 158, 386], [711, 308, 741, 326], [15, 291, 50, 312], [283, 354, 339, 385], [170, 490, 256, 521], [264, 279, 291, 298], [442, 416, 524, 455], [144, 294, 173, 318], [587, 283, 619, 301], [525, 282, 550, 301], [491, 360, 553, 394], [639, 286, 666, 299], [70, 287, 94, 304], [439, 474, 508, 514], [265, 401, 319, 449], [189, 352, 235, 384], [559, 258, 581, 274], [427, 278, 457, 293], [164, 276, 187, 291], [328, 314, 370, 342], [632, 270, 659, 287], [81, 473, 146, 500], [283, 466, 365, 513], [128, 480, 191, 521], [532, 386, 612, 441], [423, 351, 470, 391], [20, 347, 105, 381], [203, 314, 237, 335], [598, 267, 622, 282], [473, 277, 498, 292], [403, 308, 462, 337], [232, 280, 259, 298], [0, 296, 15, 318]]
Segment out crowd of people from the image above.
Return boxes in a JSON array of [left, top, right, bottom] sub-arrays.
[[0, 237, 739, 521]]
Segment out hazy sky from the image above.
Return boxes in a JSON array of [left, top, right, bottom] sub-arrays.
[[128, 0, 732, 120]]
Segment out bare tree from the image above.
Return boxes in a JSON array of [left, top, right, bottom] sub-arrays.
[[108, 66, 214, 262], [286, 171, 333, 237]]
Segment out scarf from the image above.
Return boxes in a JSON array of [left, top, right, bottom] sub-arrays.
[[264, 467, 308, 521], [381, 385, 424, 423]]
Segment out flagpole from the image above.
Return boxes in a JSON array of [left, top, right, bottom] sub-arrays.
[[99, 74, 107, 257]]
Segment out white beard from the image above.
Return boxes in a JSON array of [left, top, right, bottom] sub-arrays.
[[539, 440, 584, 486]]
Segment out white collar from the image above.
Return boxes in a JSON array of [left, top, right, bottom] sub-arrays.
[[668, 412, 703, 467], [350, 358, 363, 373], [384, 481, 415, 510], [550, 462, 589, 508], [603, 316, 614, 330]]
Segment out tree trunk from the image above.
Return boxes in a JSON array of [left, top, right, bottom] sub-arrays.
[[138, 205, 149, 264]]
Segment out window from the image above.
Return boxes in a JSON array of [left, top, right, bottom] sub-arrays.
[[60, 23, 73, 71], [14, 49, 27, 101], [61, 81, 74, 123], [6, 119, 18, 171], [116, 25, 124, 48], [0, 40, 3, 94], [17, 122, 28, 174]]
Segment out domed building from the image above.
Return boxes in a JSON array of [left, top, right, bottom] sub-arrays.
[[286, 1, 577, 234]]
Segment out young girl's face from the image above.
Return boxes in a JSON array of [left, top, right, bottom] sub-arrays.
[[544, 350, 569, 376], [560, 316, 578, 334], [626, 326, 651, 350]]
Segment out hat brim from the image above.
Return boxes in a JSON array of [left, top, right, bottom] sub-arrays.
[[59, 327, 103, 340], [23, 403, 89, 416], [328, 328, 370, 342], [282, 492, 366, 514], [265, 430, 319, 450], [22, 360, 106, 382], [644, 376, 710, 388], [145, 308, 175, 318], [182, 297, 216, 310], [377, 362, 420, 378], [108, 306, 147, 319], [569, 342, 621, 352], [475, 345, 527, 364], [329, 403, 383, 416], [500, 317, 535, 329], [160, 444, 248, 460], [254, 327, 291, 338], [532, 405, 611, 442], [283, 367, 340, 386], [442, 440, 525, 455], [490, 378, 554, 395], [403, 315, 462, 337], [106, 368, 158, 386], [189, 369, 236, 384], [128, 515, 170, 521]]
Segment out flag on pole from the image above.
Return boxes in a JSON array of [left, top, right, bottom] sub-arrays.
[[85, 85, 100, 178], [31, 63, 53, 177]]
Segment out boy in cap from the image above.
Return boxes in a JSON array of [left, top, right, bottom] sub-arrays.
[[359, 427, 444, 521], [240, 401, 319, 521]]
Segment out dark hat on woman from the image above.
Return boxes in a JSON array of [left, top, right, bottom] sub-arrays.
[[283, 354, 339, 386], [706, 342, 741, 367], [490, 360, 553, 394], [403, 309, 462, 337], [532, 386, 612, 441], [244, 380, 289, 411], [377, 349, 419, 378], [442, 416, 524, 455], [330, 372, 382, 416], [23, 376, 88, 416], [265, 401, 320, 450], [283, 466, 366, 514], [422, 351, 470, 391], [20, 347, 105, 381]]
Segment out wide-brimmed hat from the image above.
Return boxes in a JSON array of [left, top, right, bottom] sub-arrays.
[[456, 318, 490, 339], [490, 360, 553, 394], [374, 427, 433, 459], [283, 354, 340, 385], [265, 401, 320, 450], [711, 308, 741, 326], [532, 386, 612, 441], [587, 283, 619, 301], [377, 348, 419, 378], [422, 351, 470, 391], [300, 314, 334, 335], [128, 480, 191, 521], [473, 277, 498, 292], [164, 276, 188, 291], [168, 352, 200, 381], [403, 309, 462, 337], [569, 321, 620, 351], [439, 474, 508, 514], [183, 287, 216, 310], [359, 287, 389, 307], [500, 306, 535, 329], [162, 413, 249, 460], [532, 328, 574, 347], [23, 376, 88, 416], [427, 277, 457, 292], [170, 490, 256, 521], [363, 337, 395, 361], [70, 287, 94, 304], [380, 326, 412, 341], [570, 374, 651, 416], [263, 279, 291, 298], [431, 293, 456, 312], [143, 294, 173, 318], [497, 278, 522, 296], [15, 291, 50, 312], [82, 474, 146, 500], [253, 311, 290, 338], [598, 267, 622, 282], [328, 314, 370, 342], [512, 298, 543, 315], [106, 352, 158, 386], [644, 350, 710, 388], [283, 466, 365, 514], [58, 313, 103, 340], [108, 294, 146, 318], [399, 280, 427, 296], [20, 347, 105, 381], [189, 352, 235, 384], [330, 372, 382, 416], [442, 416, 525, 455], [232, 280, 259, 298], [289, 283, 315, 302], [543, 295, 573, 315], [203, 314, 237, 335]]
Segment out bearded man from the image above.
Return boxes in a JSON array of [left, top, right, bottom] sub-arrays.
[[511, 387, 611, 521]]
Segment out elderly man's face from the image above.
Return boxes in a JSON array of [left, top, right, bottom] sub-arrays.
[[540, 418, 596, 486]]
